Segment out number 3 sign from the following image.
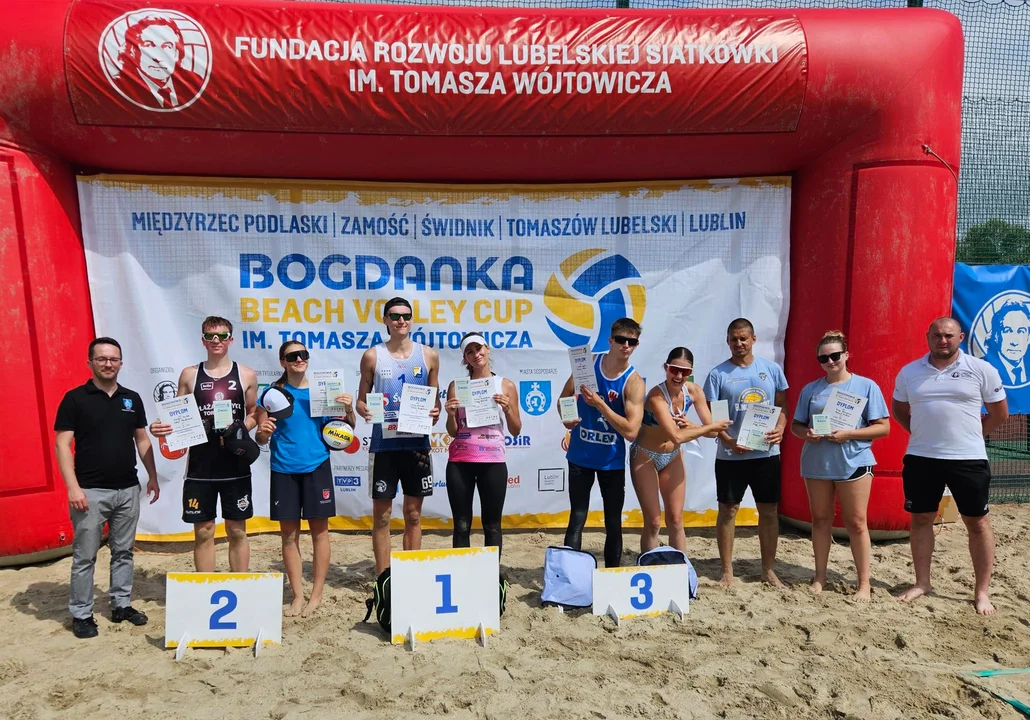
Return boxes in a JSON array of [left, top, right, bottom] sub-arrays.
[[592, 565, 690, 624], [165, 572, 284, 659]]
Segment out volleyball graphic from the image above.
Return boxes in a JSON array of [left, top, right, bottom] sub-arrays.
[[322, 420, 356, 451], [544, 249, 646, 351]]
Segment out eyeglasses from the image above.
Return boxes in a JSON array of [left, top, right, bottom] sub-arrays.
[[92, 357, 122, 365], [666, 365, 693, 376], [203, 332, 232, 342], [817, 351, 845, 364], [387, 312, 413, 322], [612, 335, 639, 347], [283, 350, 310, 363]]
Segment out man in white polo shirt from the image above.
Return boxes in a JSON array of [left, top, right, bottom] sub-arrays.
[[892, 317, 1008, 615]]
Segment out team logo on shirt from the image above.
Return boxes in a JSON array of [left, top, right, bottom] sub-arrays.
[[759, 372, 767, 381], [413, 366, 423, 378], [735, 387, 769, 412], [122, 398, 134, 410], [607, 389, 620, 403]]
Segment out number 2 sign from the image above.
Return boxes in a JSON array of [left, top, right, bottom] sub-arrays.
[[165, 572, 283, 659]]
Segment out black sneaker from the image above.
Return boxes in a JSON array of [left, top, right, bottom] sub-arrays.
[[111, 606, 148, 626], [72, 615, 99, 639]]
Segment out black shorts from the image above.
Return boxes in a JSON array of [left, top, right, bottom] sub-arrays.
[[715, 456, 781, 505], [270, 459, 335, 521], [182, 477, 253, 523], [369, 450, 433, 500], [902, 454, 991, 518]]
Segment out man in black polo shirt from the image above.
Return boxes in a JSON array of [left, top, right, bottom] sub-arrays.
[[54, 337, 160, 639]]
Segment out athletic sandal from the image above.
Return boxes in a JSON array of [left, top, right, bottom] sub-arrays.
[[72, 615, 99, 639], [111, 606, 149, 626]]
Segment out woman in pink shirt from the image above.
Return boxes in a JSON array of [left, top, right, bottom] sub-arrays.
[[444, 333, 522, 553]]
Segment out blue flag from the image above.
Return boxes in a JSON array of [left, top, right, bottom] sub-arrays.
[[953, 263, 1030, 413]]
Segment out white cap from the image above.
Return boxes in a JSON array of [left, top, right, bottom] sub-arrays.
[[460, 334, 488, 352], [260, 386, 294, 420]]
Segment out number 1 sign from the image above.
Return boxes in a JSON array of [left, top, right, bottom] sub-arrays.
[[165, 572, 283, 659], [390, 547, 500, 648]]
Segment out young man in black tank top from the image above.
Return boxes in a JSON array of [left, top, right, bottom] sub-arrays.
[[151, 316, 258, 572]]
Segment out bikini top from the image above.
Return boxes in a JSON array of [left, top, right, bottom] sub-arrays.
[[641, 382, 691, 427]]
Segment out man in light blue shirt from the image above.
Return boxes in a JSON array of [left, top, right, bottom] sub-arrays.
[[703, 318, 788, 587]]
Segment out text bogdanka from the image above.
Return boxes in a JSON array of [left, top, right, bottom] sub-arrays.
[[232, 39, 783, 95]]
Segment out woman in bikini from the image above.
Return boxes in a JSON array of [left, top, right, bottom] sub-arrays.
[[630, 347, 730, 553]]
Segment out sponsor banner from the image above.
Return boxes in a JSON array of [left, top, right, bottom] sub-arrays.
[[953, 263, 1030, 412], [66, 1, 807, 135], [78, 175, 790, 538]]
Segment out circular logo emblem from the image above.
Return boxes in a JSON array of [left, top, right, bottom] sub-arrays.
[[741, 388, 768, 404], [544, 249, 646, 351], [153, 380, 177, 402], [968, 290, 1030, 389], [99, 9, 211, 112]]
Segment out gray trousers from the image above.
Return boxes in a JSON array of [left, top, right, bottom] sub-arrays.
[[69, 486, 141, 619]]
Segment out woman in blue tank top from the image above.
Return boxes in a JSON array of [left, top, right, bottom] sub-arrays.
[[255, 340, 355, 617], [630, 347, 730, 554]]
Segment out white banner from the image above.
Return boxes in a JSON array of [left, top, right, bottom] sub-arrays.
[[77, 176, 790, 539]]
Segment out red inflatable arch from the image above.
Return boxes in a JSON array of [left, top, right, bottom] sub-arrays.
[[0, 0, 961, 562]]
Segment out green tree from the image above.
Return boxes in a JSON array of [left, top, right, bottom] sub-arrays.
[[957, 219, 1030, 265]]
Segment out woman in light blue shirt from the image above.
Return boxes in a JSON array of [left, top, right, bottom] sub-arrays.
[[790, 331, 890, 601]]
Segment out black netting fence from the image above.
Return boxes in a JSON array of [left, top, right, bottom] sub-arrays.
[[318, 0, 1030, 496], [931, 0, 1030, 500]]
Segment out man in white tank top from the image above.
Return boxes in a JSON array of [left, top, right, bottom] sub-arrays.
[[357, 298, 442, 574]]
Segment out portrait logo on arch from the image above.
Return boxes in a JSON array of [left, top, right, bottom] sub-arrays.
[[969, 290, 1030, 389], [544, 249, 646, 351], [99, 9, 212, 112]]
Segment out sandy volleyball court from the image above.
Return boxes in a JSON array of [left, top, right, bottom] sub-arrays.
[[4, 509, 1030, 719]]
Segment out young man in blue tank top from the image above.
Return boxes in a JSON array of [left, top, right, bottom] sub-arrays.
[[150, 316, 259, 572], [557, 318, 645, 568], [357, 297, 442, 574], [702, 317, 789, 588]]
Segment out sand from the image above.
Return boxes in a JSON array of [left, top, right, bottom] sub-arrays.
[[4, 508, 1030, 720]]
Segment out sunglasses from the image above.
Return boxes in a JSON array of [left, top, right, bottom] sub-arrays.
[[387, 312, 413, 322], [666, 365, 693, 376], [203, 332, 231, 342], [817, 351, 845, 364], [284, 350, 310, 363], [612, 335, 639, 347]]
